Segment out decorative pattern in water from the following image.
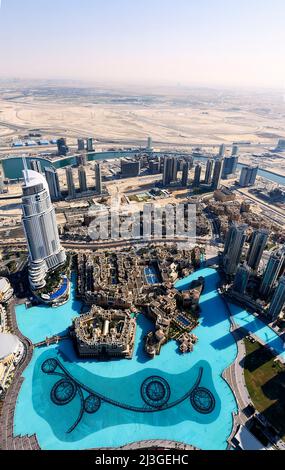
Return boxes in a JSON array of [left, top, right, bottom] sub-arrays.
[[41, 358, 216, 434]]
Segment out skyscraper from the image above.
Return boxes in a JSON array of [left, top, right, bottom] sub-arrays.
[[212, 159, 224, 190], [223, 223, 247, 276], [247, 229, 268, 271], [95, 163, 102, 194], [86, 138, 94, 152], [78, 166, 88, 193], [149, 159, 160, 174], [65, 166, 76, 199], [162, 157, 172, 186], [193, 164, 202, 188], [239, 166, 258, 187], [44, 167, 61, 201], [260, 250, 285, 297], [268, 276, 285, 320], [232, 145, 239, 156], [76, 154, 87, 166], [218, 144, 226, 157], [204, 159, 214, 185], [172, 158, 178, 182], [121, 159, 141, 178], [162, 156, 178, 186], [147, 137, 153, 150], [77, 138, 85, 151], [181, 161, 189, 187], [233, 264, 251, 294], [57, 138, 68, 156], [21, 164, 66, 290], [30, 160, 42, 174], [222, 156, 238, 178]]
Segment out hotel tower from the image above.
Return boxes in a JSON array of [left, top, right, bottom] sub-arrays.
[[21, 160, 66, 290]]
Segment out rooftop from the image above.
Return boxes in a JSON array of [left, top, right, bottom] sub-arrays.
[[0, 333, 21, 361]]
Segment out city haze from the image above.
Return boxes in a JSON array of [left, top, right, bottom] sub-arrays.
[[0, 0, 284, 89]]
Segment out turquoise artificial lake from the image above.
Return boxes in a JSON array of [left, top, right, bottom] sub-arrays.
[[14, 267, 285, 450]]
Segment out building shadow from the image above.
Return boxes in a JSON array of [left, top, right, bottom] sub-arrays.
[[242, 340, 274, 372], [260, 373, 285, 440]]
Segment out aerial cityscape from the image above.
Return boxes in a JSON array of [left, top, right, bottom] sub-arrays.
[[0, 0, 285, 458]]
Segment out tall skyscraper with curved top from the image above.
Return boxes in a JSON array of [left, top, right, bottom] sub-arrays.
[[21, 164, 66, 290]]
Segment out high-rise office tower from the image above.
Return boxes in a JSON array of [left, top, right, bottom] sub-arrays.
[[205, 159, 214, 185], [149, 160, 160, 174], [77, 138, 85, 151], [222, 156, 238, 178], [44, 167, 61, 201], [232, 145, 239, 156], [239, 166, 258, 187], [193, 164, 202, 187], [65, 166, 76, 199], [187, 156, 194, 170], [162, 157, 171, 186], [21, 163, 66, 290], [147, 137, 153, 150], [181, 161, 189, 187], [78, 166, 88, 193], [212, 159, 224, 190], [95, 163, 102, 194], [121, 159, 141, 178], [260, 250, 285, 297], [218, 144, 226, 157], [233, 264, 251, 294], [76, 154, 87, 166], [247, 229, 268, 271], [223, 224, 247, 276], [57, 138, 68, 156], [30, 160, 42, 174], [86, 138, 94, 152], [172, 157, 178, 182], [162, 156, 177, 186], [268, 276, 285, 320]]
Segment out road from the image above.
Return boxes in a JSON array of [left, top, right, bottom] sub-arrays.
[[0, 236, 213, 250], [233, 187, 285, 226]]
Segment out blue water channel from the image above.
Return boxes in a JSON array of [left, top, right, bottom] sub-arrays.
[[3, 152, 285, 186]]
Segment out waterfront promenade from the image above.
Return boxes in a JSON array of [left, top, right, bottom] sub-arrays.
[[0, 301, 40, 450]]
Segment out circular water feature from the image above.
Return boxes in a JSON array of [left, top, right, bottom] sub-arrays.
[[190, 387, 215, 414], [141, 376, 171, 408], [84, 395, 101, 414], [51, 379, 77, 406]]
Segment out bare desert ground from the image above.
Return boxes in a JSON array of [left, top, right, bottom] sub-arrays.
[[0, 82, 284, 174]]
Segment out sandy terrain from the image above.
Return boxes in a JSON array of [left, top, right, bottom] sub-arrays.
[[0, 83, 284, 175]]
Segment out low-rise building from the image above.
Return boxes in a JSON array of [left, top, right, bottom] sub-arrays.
[[0, 333, 24, 394], [71, 306, 136, 359], [214, 187, 236, 202]]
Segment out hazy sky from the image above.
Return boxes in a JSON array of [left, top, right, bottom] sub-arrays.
[[0, 0, 284, 88]]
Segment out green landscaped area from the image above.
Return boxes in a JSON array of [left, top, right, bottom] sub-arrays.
[[244, 338, 285, 440]]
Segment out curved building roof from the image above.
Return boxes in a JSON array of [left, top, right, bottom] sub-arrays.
[[23, 169, 49, 193], [0, 333, 21, 361], [0, 277, 10, 293]]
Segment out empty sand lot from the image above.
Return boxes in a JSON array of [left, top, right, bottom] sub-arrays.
[[0, 84, 284, 174]]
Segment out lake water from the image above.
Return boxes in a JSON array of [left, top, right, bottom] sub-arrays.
[[14, 268, 238, 450]]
